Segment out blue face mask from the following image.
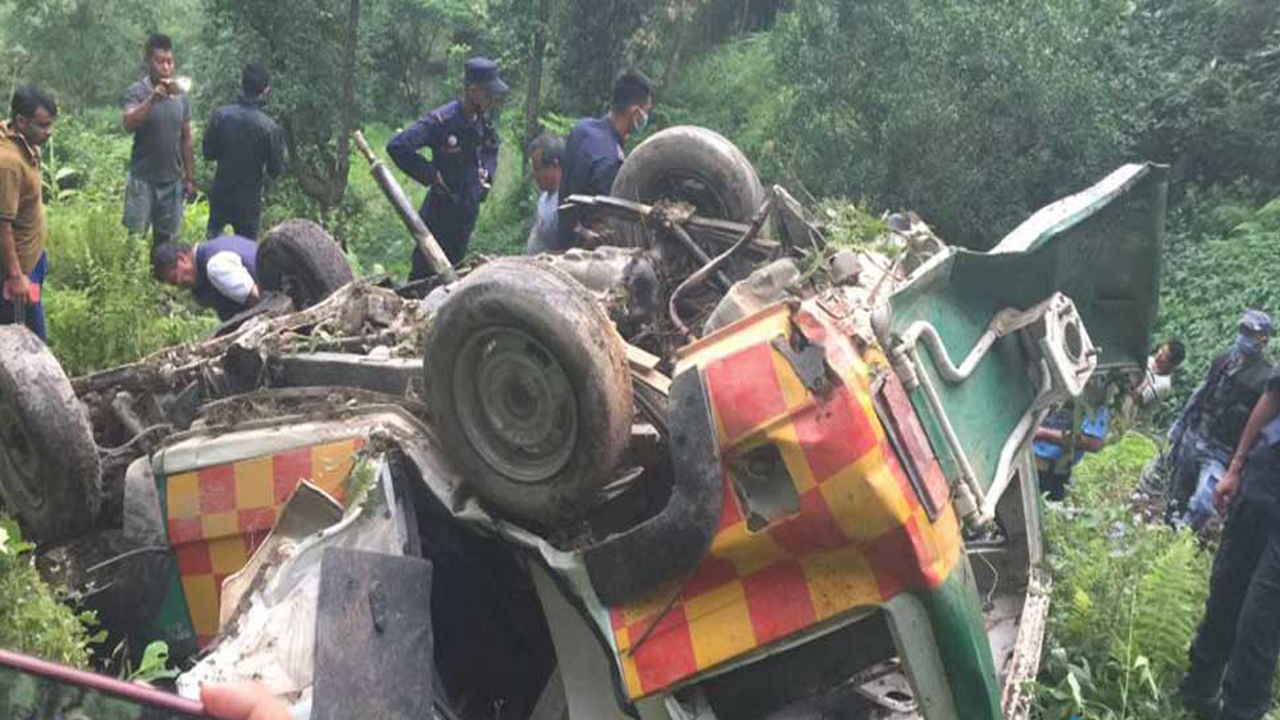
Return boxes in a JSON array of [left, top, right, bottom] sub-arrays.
[[1236, 333, 1263, 358]]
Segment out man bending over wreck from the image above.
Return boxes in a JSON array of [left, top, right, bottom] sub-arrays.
[[153, 234, 259, 320]]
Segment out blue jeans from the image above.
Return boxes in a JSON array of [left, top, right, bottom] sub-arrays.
[[0, 252, 47, 341]]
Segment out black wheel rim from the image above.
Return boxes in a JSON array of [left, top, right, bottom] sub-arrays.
[[0, 392, 45, 513], [452, 327, 578, 484]]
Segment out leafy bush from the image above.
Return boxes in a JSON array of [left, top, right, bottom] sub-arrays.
[[1036, 434, 1212, 719], [0, 518, 97, 667]]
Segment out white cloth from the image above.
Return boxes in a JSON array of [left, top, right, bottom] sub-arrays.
[[526, 190, 559, 254], [1137, 355, 1173, 406], [206, 250, 256, 304]]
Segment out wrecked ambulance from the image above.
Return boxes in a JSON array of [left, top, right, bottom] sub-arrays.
[[0, 126, 1168, 720]]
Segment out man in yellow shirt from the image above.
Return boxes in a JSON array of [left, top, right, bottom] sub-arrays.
[[0, 84, 56, 341]]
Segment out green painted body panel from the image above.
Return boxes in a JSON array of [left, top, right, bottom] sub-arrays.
[[141, 466, 199, 661], [883, 556, 1002, 720], [884, 163, 1168, 494]]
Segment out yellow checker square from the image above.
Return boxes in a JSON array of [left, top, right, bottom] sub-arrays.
[[819, 454, 911, 543], [770, 349, 812, 409], [201, 512, 239, 540], [167, 472, 200, 519], [684, 579, 755, 669], [712, 519, 789, 577], [617, 578, 683, 629], [181, 575, 219, 638], [800, 545, 881, 621], [234, 456, 274, 510], [912, 503, 961, 581], [312, 440, 358, 495], [615, 627, 644, 694], [208, 536, 249, 575], [773, 423, 817, 495]]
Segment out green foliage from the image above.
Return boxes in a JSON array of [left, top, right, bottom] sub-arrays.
[[43, 201, 214, 377], [1035, 435, 1212, 719], [127, 641, 179, 683], [0, 0, 202, 109], [0, 518, 98, 667], [1155, 190, 1280, 415]]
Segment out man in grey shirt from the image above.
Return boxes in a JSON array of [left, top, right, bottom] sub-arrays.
[[526, 133, 563, 254], [122, 33, 194, 247]]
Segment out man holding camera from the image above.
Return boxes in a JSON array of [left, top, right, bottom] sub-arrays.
[[122, 33, 195, 247]]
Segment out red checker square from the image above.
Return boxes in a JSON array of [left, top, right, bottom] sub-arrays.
[[237, 507, 277, 535], [244, 529, 271, 557], [683, 553, 741, 598], [272, 448, 312, 504], [174, 542, 213, 575], [705, 344, 788, 444], [198, 465, 236, 514], [795, 387, 878, 484], [742, 560, 816, 645], [197, 635, 213, 648], [167, 517, 204, 545], [880, 439, 920, 511], [863, 518, 931, 601], [629, 606, 698, 693], [768, 487, 849, 555]]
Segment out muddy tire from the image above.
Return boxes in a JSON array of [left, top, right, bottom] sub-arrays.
[[611, 126, 766, 247], [422, 259, 633, 527], [258, 219, 354, 310], [0, 327, 102, 543]]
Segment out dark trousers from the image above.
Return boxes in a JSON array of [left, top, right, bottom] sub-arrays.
[[0, 252, 47, 342], [1183, 496, 1280, 720], [409, 196, 474, 281], [207, 196, 262, 240]]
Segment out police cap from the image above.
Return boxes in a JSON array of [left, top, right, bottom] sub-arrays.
[[464, 57, 509, 97]]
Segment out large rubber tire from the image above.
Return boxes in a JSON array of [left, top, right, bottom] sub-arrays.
[[258, 219, 355, 310], [422, 259, 634, 528], [611, 125, 766, 247], [0, 327, 102, 543]]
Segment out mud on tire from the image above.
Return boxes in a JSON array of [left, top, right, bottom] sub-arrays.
[[611, 125, 766, 247], [258, 219, 355, 310], [422, 259, 634, 528], [0, 327, 102, 543]]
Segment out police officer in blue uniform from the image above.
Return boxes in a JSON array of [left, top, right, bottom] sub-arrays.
[[553, 70, 655, 251], [387, 57, 506, 280], [1168, 310, 1274, 528], [1181, 367, 1280, 720]]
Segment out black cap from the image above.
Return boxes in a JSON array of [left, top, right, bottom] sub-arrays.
[[464, 57, 509, 97]]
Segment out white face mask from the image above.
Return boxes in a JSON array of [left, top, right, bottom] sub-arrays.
[[633, 107, 650, 133]]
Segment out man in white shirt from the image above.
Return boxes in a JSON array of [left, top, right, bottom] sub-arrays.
[[1133, 338, 1186, 408], [526, 133, 563, 255], [152, 235, 259, 320]]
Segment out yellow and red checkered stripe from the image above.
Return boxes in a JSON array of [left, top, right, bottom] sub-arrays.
[[608, 304, 962, 699], [165, 438, 364, 646]]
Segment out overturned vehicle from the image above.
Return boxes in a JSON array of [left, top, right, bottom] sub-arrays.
[[0, 127, 1167, 720]]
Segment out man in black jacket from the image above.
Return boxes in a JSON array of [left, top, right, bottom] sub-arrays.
[[203, 64, 285, 239]]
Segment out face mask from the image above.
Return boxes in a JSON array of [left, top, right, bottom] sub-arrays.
[[633, 107, 650, 134], [1235, 334, 1263, 358]]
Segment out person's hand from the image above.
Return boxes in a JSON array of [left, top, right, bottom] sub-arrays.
[[200, 682, 292, 720], [3, 274, 32, 305], [184, 177, 198, 200], [1214, 466, 1241, 511]]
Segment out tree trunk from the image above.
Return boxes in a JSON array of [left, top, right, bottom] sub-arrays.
[[522, 0, 552, 177], [330, 0, 361, 216]]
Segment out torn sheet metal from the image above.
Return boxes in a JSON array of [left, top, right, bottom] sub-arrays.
[[177, 454, 413, 707]]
